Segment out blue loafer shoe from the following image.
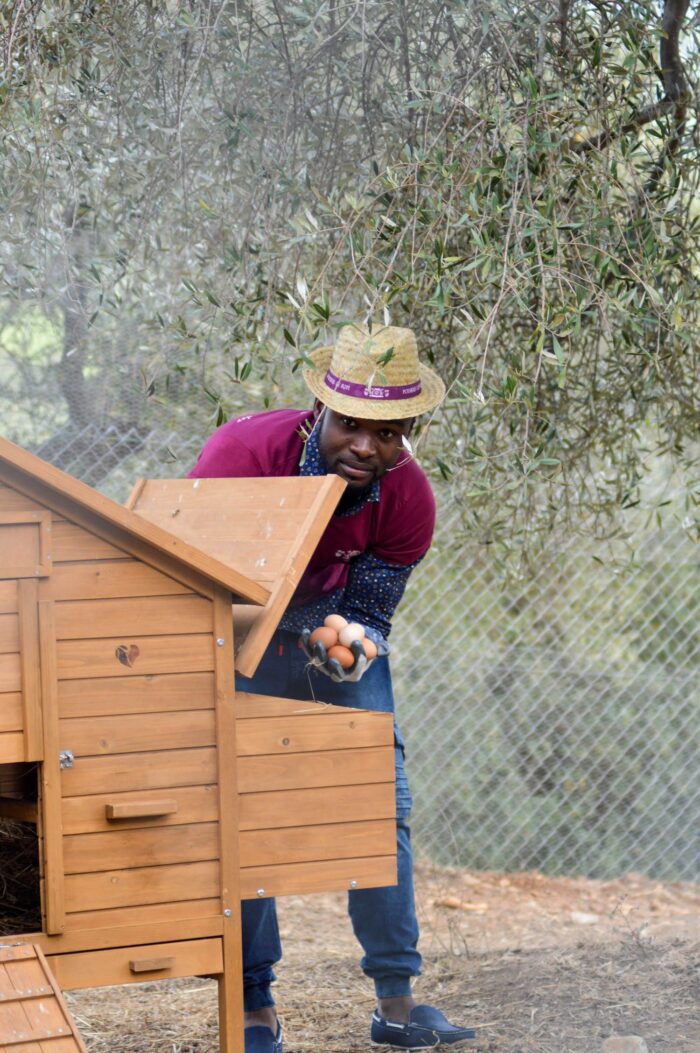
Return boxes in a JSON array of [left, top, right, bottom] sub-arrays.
[[244, 1023, 283, 1053], [371, 1005, 476, 1048]]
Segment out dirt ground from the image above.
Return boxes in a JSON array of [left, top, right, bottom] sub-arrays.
[[66, 862, 700, 1053]]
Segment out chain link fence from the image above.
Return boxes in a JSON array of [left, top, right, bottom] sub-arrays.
[[24, 421, 700, 883]]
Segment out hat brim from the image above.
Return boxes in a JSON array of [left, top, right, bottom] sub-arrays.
[[302, 347, 445, 420]]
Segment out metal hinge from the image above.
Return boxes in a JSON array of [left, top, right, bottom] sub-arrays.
[[59, 750, 74, 770]]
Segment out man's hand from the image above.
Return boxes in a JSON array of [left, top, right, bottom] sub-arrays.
[[300, 629, 388, 683]]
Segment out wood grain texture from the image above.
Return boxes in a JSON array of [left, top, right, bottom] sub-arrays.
[[54, 594, 213, 641], [51, 520, 130, 563], [46, 560, 193, 602], [236, 745, 394, 793], [63, 821, 219, 875], [64, 860, 219, 912], [57, 671, 215, 719], [59, 710, 216, 756], [56, 633, 214, 680], [36, 903, 222, 947], [239, 853, 397, 899], [0, 732, 24, 761], [0, 652, 21, 693], [18, 579, 43, 760], [236, 712, 393, 756], [60, 746, 217, 797], [0, 581, 18, 614], [239, 781, 395, 831], [61, 785, 217, 834], [240, 818, 395, 868], [0, 693, 23, 733], [0, 613, 19, 653], [48, 938, 223, 991]]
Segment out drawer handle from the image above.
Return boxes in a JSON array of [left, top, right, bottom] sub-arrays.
[[129, 956, 175, 974], [105, 799, 179, 820]]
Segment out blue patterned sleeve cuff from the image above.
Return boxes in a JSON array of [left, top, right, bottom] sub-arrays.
[[279, 553, 421, 641]]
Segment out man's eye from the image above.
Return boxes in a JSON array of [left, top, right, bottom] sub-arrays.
[[342, 417, 357, 428]]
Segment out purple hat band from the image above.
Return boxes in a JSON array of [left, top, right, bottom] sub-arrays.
[[324, 369, 422, 401]]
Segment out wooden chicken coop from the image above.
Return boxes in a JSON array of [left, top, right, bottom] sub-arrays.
[[0, 437, 397, 1052]]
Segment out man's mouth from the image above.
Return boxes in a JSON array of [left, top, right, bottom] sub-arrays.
[[338, 461, 375, 482]]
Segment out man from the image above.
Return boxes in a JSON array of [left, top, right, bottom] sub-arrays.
[[189, 325, 475, 1051]]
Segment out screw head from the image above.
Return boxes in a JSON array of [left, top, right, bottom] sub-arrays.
[[257, 888, 265, 897], [216, 638, 225, 646], [349, 879, 358, 889], [223, 908, 232, 917]]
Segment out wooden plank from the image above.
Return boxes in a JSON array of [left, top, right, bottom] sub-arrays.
[[0, 652, 21, 693], [62, 784, 217, 834], [38, 601, 65, 934], [0, 732, 24, 762], [237, 745, 394, 793], [235, 474, 346, 676], [60, 746, 217, 797], [18, 580, 43, 760], [212, 584, 244, 1053], [235, 692, 327, 718], [64, 860, 219, 912], [51, 520, 129, 563], [0, 450, 270, 604], [57, 671, 215, 719], [0, 693, 23, 733], [0, 614, 19, 653], [239, 853, 397, 899], [64, 822, 219, 874], [0, 515, 51, 580], [48, 938, 223, 991], [236, 712, 393, 756], [0, 580, 19, 614], [240, 818, 395, 868], [31, 902, 222, 947], [56, 633, 214, 681], [0, 486, 49, 514], [134, 477, 328, 514], [54, 594, 213, 641], [45, 560, 193, 602], [239, 781, 395, 831], [59, 710, 216, 756]]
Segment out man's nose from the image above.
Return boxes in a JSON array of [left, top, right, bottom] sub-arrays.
[[350, 431, 375, 457]]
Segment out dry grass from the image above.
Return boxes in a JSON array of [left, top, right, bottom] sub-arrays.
[[63, 863, 700, 1053]]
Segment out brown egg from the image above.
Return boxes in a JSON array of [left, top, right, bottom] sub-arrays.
[[309, 626, 338, 650], [327, 644, 355, 669], [362, 637, 378, 660], [338, 622, 366, 648], [324, 614, 348, 632]]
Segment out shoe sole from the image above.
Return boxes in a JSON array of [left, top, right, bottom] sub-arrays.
[[371, 1039, 477, 1050]]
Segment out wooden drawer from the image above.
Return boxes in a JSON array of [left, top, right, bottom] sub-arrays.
[[47, 937, 223, 990]]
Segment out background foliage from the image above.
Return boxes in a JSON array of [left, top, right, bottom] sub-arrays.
[[2, 0, 699, 547]]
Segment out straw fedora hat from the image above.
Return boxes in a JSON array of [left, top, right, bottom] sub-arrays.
[[302, 325, 445, 420]]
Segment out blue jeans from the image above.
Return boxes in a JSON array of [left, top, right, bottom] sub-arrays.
[[237, 630, 421, 1009]]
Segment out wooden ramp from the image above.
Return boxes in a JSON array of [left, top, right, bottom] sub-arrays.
[[0, 943, 88, 1051]]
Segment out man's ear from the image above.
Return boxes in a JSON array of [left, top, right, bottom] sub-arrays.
[[313, 399, 326, 420]]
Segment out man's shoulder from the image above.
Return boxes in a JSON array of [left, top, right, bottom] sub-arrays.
[[380, 454, 435, 509], [190, 408, 312, 478]]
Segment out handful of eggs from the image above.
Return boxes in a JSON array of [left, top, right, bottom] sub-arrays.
[[308, 614, 378, 669]]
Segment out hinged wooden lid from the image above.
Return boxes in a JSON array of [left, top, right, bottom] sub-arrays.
[[0, 943, 88, 1051], [127, 475, 345, 677]]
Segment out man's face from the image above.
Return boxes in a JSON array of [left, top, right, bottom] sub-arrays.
[[316, 407, 413, 490]]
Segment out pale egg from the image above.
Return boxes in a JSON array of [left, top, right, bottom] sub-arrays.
[[324, 614, 348, 632], [338, 622, 366, 647]]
